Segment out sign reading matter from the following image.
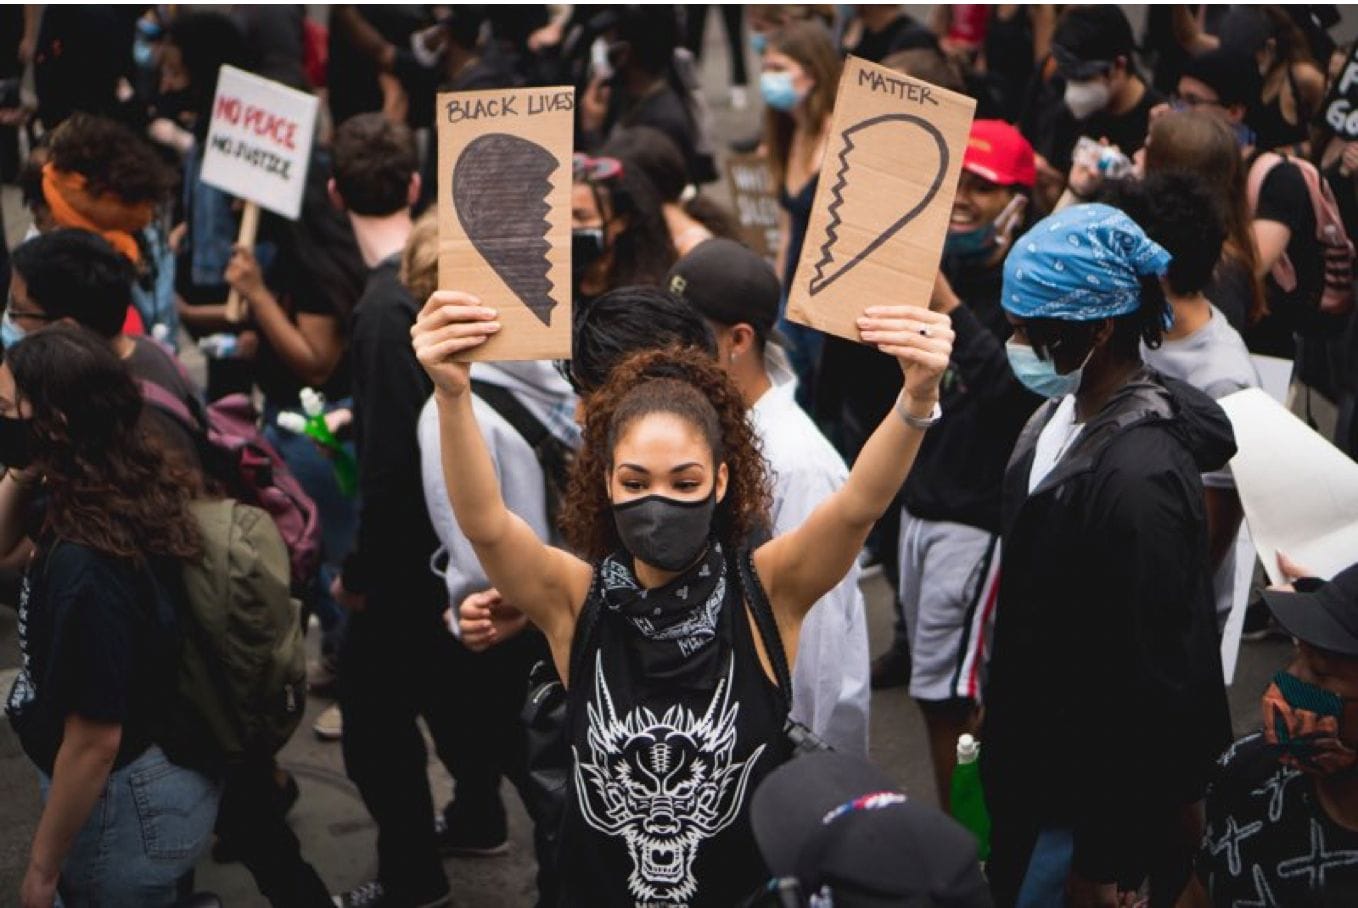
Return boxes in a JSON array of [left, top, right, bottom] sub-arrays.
[[1324, 43, 1358, 139], [438, 86, 574, 361], [200, 65, 319, 220], [786, 56, 975, 342]]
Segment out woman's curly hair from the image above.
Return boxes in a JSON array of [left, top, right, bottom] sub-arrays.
[[6, 325, 202, 562], [561, 347, 772, 562], [47, 113, 175, 204]]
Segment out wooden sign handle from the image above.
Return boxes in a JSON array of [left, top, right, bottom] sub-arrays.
[[224, 200, 261, 324]]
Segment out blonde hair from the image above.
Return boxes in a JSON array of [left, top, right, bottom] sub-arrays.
[[401, 210, 439, 305]]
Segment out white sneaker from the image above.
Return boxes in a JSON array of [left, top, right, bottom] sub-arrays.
[[313, 703, 343, 741], [730, 85, 748, 110]]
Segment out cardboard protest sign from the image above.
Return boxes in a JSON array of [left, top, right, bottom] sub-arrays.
[[1324, 43, 1358, 139], [438, 86, 574, 361], [725, 153, 782, 265], [1219, 388, 1358, 585], [786, 56, 975, 342], [200, 65, 319, 220]]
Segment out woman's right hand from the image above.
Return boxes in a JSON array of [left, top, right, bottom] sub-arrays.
[[412, 291, 501, 398]]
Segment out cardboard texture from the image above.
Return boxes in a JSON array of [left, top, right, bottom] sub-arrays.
[[725, 153, 782, 265], [1324, 43, 1358, 140], [786, 56, 975, 342], [437, 86, 574, 361], [1219, 388, 1358, 585], [200, 66, 319, 220]]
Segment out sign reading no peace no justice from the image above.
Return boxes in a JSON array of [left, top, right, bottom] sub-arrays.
[[200, 65, 320, 220]]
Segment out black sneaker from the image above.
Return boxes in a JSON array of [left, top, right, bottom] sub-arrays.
[[870, 642, 912, 690], [434, 810, 509, 857], [332, 881, 451, 908]]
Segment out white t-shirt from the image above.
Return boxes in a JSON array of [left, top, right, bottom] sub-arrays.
[[1028, 394, 1083, 493]]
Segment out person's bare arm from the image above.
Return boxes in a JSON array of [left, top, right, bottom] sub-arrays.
[[227, 247, 344, 387], [22, 717, 121, 908], [1252, 219, 1292, 274], [0, 470, 39, 562], [1171, 5, 1219, 55], [753, 307, 952, 632], [413, 291, 592, 649]]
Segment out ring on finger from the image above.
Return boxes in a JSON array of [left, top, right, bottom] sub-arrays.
[[919, 326, 931, 337]]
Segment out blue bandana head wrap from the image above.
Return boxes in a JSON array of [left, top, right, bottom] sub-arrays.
[[1001, 203, 1172, 322]]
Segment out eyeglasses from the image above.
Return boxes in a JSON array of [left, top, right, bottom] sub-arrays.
[[573, 153, 624, 183], [1170, 93, 1224, 110], [5, 294, 57, 325]]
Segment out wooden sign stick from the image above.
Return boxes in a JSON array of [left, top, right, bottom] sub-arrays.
[[224, 200, 260, 324]]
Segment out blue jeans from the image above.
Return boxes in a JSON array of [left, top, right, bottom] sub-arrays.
[[40, 746, 221, 908], [264, 398, 360, 658], [1016, 826, 1075, 908]]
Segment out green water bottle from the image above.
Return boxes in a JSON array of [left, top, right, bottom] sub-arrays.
[[950, 733, 991, 861]]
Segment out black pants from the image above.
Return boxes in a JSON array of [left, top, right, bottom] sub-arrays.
[[215, 757, 332, 908], [443, 629, 557, 906], [682, 4, 748, 86], [339, 609, 460, 904]]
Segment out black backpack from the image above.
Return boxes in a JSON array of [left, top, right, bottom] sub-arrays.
[[470, 379, 574, 533]]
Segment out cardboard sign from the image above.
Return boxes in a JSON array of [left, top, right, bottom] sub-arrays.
[[437, 86, 574, 361], [200, 66, 319, 220], [1219, 388, 1358, 585], [786, 56, 975, 342], [1324, 43, 1358, 139], [725, 153, 782, 265]]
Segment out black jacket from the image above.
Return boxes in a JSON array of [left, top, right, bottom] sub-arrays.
[[901, 259, 1042, 533], [341, 257, 443, 616], [980, 368, 1236, 882]]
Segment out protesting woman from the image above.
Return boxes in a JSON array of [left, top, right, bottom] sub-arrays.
[[2, 325, 219, 907], [413, 290, 952, 905]]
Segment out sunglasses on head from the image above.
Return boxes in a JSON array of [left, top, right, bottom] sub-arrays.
[[573, 153, 624, 183]]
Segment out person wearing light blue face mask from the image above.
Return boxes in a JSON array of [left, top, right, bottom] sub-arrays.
[[760, 19, 840, 412], [983, 203, 1239, 908]]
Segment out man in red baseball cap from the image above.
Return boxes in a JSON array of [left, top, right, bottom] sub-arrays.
[[871, 118, 1045, 819]]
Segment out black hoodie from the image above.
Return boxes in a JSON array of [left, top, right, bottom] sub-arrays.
[[980, 368, 1237, 886]]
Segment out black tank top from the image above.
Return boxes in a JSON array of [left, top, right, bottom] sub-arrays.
[[1251, 67, 1311, 152], [558, 548, 790, 907]]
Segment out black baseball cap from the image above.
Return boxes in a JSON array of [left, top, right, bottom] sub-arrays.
[[665, 238, 782, 341], [751, 752, 993, 908], [1052, 6, 1135, 79], [1263, 562, 1358, 657], [1180, 47, 1262, 109]]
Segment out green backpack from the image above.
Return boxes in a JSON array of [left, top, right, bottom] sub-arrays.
[[156, 499, 307, 771]]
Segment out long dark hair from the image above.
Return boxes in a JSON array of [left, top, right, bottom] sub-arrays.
[[763, 19, 842, 187], [580, 162, 676, 289], [604, 127, 740, 240], [6, 325, 202, 562]]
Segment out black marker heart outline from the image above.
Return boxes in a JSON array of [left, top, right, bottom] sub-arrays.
[[809, 113, 950, 296], [453, 133, 560, 325]]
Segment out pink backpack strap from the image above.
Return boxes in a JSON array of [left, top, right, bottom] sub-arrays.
[[1246, 152, 1298, 293]]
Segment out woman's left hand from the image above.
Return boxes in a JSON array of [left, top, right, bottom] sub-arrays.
[[857, 306, 954, 404], [20, 862, 57, 908], [225, 245, 266, 301]]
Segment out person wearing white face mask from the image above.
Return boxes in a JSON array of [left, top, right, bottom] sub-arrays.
[[1025, 6, 1163, 188], [983, 203, 1236, 908]]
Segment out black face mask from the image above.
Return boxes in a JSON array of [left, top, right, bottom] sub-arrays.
[[572, 227, 607, 280], [0, 414, 34, 470], [611, 488, 716, 572]]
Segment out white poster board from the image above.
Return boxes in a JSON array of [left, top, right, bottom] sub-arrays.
[[200, 65, 319, 220], [1219, 388, 1358, 586]]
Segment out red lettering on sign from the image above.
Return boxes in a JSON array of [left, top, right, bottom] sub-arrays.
[[216, 98, 300, 151]]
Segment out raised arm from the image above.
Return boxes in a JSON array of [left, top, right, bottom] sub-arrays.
[[753, 306, 953, 623], [412, 291, 592, 646]]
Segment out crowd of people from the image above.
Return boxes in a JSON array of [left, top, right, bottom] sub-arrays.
[[2, 4, 1358, 908]]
